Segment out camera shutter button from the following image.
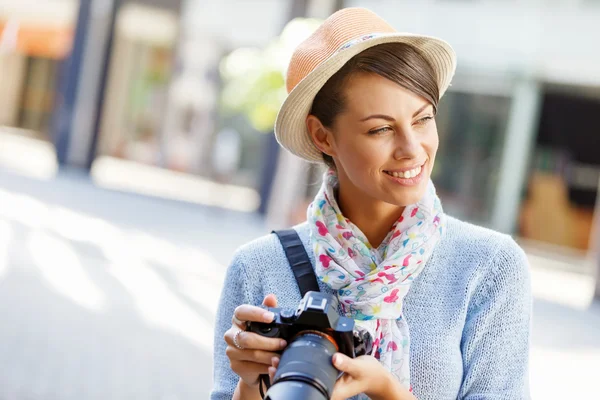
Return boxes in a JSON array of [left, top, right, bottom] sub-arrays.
[[280, 309, 295, 322]]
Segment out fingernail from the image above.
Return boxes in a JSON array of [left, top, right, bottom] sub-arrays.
[[263, 312, 275, 322], [279, 340, 287, 349], [271, 357, 279, 365], [333, 354, 342, 367]]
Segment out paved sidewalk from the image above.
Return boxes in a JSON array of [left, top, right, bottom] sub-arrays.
[[0, 168, 265, 400], [0, 168, 598, 399]]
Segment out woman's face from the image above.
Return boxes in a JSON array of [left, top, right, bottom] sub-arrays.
[[310, 72, 439, 208]]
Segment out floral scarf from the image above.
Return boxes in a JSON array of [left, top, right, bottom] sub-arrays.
[[307, 169, 445, 390]]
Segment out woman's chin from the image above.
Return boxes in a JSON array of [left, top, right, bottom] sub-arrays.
[[383, 185, 428, 207]]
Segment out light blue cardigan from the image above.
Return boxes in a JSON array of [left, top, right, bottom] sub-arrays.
[[211, 216, 532, 399]]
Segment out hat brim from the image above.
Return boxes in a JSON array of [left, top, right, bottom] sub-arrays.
[[274, 33, 457, 163]]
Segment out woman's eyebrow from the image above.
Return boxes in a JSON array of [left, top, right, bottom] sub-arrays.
[[359, 114, 395, 122], [412, 104, 431, 117], [359, 104, 432, 122]]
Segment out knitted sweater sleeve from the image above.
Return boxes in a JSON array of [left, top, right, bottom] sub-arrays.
[[210, 252, 257, 400], [458, 237, 532, 400]]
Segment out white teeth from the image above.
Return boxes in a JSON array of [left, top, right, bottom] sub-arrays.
[[386, 166, 422, 179]]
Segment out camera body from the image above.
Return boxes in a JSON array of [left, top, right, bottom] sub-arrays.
[[247, 292, 373, 399], [248, 291, 356, 359]]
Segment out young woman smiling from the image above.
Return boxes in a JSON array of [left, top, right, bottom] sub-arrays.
[[211, 7, 531, 400]]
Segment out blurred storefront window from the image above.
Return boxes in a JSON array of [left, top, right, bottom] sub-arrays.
[[91, 1, 299, 205], [434, 91, 511, 225], [87, 0, 296, 212], [519, 87, 600, 251], [96, 3, 178, 167], [0, 0, 77, 141]]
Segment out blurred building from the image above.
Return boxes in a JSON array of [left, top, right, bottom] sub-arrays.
[[0, 0, 76, 139]]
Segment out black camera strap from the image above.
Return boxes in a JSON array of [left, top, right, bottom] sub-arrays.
[[259, 229, 320, 398], [272, 229, 320, 297]]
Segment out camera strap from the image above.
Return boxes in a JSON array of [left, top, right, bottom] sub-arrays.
[[272, 229, 320, 296], [261, 230, 322, 398]]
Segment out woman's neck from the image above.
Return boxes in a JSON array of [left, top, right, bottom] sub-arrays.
[[336, 179, 404, 249]]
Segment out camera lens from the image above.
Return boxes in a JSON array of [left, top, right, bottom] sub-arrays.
[[264, 381, 327, 400], [264, 331, 339, 400]]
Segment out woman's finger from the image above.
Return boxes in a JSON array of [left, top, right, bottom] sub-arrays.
[[231, 314, 246, 330], [229, 359, 270, 380], [271, 357, 280, 368], [233, 304, 275, 326], [330, 377, 362, 400], [225, 329, 287, 352], [225, 346, 280, 365], [262, 294, 278, 308], [332, 353, 360, 376], [268, 356, 280, 385]]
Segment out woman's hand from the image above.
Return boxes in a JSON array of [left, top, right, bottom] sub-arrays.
[[223, 294, 287, 389], [330, 353, 417, 400]]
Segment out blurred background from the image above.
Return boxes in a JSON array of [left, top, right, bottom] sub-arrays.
[[0, 0, 598, 398]]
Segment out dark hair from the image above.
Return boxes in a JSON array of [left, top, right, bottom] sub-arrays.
[[309, 42, 440, 168]]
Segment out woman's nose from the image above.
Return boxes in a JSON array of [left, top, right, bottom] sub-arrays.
[[393, 129, 420, 160]]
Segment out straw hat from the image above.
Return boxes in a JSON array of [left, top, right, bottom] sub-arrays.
[[274, 7, 457, 163]]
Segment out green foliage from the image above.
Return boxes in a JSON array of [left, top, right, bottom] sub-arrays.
[[219, 18, 322, 133]]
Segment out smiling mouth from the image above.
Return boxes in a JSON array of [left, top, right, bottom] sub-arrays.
[[383, 164, 424, 179]]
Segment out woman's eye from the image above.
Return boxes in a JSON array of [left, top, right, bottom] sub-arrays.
[[415, 116, 433, 125], [368, 126, 393, 135]]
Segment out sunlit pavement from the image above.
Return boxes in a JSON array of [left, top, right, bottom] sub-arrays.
[[0, 168, 265, 400], [528, 263, 599, 399], [0, 168, 598, 399]]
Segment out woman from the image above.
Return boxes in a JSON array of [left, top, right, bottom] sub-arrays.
[[211, 7, 531, 400]]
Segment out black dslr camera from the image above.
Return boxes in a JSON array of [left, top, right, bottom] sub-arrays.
[[248, 291, 369, 400]]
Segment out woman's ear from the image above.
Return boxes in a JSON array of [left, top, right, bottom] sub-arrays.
[[306, 115, 336, 158]]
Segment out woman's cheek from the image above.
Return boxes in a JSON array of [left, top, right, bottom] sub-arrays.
[[343, 141, 367, 165]]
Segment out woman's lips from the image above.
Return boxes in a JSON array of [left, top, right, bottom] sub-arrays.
[[383, 163, 425, 186]]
